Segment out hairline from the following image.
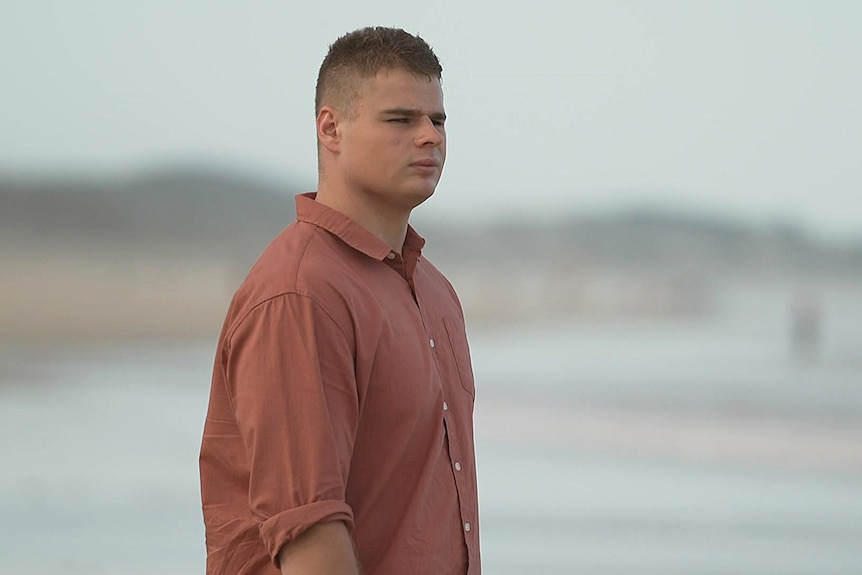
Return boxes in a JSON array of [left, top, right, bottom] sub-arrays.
[[319, 65, 442, 119]]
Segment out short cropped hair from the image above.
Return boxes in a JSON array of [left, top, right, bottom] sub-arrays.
[[315, 27, 442, 118]]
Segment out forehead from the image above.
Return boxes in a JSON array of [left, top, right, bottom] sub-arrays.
[[356, 68, 444, 112]]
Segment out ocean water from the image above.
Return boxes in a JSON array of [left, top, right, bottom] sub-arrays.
[[2, 285, 861, 574]]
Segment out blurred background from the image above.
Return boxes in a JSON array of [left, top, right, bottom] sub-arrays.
[[2, 1, 862, 573]]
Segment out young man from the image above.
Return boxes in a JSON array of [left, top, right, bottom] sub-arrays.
[[199, 27, 481, 575]]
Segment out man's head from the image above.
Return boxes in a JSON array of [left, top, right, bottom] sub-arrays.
[[315, 27, 442, 119], [315, 27, 447, 215]]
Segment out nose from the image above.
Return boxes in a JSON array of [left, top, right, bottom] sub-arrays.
[[416, 116, 444, 147]]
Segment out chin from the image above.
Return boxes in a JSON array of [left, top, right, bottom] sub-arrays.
[[405, 186, 436, 208], [379, 180, 435, 210]]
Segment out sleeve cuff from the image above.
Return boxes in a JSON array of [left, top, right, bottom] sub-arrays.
[[259, 500, 355, 568]]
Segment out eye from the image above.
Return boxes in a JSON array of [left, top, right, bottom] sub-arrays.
[[432, 119, 445, 127], [388, 117, 410, 124]]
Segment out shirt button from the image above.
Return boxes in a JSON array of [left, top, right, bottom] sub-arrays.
[[464, 522, 471, 532], [443, 401, 449, 411], [429, 338, 435, 348], [454, 462, 462, 472], [386, 252, 396, 260]]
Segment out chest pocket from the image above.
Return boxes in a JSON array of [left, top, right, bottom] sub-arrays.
[[442, 316, 476, 398]]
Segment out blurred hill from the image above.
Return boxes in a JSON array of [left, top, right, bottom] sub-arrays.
[[2, 166, 861, 344], [0, 165, 297, 259], [1, 166, 300, 344]]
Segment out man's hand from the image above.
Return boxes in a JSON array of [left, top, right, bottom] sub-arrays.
[[278, 521, 361, 575]]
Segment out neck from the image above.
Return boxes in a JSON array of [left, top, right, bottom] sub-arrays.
[[315, 183, 411, 254]]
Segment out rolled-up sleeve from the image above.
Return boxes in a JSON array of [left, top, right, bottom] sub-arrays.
[[223, 292, 358, 566]]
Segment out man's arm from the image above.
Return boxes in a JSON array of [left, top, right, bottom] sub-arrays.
[[278, 521, 360, 575], [224, 294, 359, 563]]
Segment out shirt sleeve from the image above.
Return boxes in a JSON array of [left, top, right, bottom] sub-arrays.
[[223, 292, 358, 566]]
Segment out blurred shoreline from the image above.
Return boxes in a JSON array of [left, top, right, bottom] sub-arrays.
[[477, 395, 862, 476], [2, 336, 860, 478]]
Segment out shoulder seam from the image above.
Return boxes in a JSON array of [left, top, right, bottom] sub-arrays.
[[226, 290, 352, 351]]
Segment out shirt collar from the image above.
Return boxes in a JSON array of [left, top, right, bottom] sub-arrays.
[[295, 192, 426, 262]]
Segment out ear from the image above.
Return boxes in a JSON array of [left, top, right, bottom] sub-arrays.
[[316, 106, 341, 153]]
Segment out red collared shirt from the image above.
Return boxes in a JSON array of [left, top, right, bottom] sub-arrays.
[[200, 193, 480, 574]]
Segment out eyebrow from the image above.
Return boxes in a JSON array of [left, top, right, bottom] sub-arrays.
[[380, 108, 447, 122]]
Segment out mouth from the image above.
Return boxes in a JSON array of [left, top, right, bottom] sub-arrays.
[[410, 159, 441, 176], [411, 159, 440, 169]]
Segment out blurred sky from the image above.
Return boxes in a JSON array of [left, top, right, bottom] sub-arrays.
[[2, 1, 861, 239]]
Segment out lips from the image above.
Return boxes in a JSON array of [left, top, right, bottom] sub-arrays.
[[410, 159, 441, 176], [411, 159, 440, 168]]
